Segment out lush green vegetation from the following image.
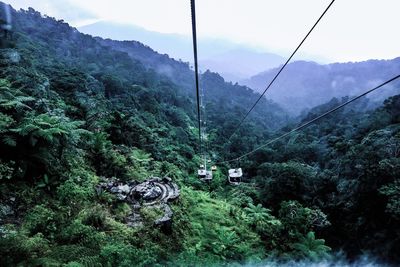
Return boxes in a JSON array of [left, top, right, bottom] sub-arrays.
[[0, 4, 399, 266]]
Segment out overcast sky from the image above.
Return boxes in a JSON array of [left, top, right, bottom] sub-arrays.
[[5, 0, 400, 62]]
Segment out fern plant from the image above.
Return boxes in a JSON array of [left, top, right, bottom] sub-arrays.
[[292, 231, 331, 261], [243, 203, 281, 233], [0, 78, 34, 111], [0, 112, 16, 146], [11, 113, 89, 146], [0, 79, 34, 147]]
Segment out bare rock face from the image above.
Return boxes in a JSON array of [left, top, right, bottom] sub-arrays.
[[97, 177, 180, 230], [134, 182, 162, 201]]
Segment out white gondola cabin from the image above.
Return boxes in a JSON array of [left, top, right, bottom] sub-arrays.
[[228, 168, 242, 185], [211, 165, 217, 171], [198, 169, 212, 180]]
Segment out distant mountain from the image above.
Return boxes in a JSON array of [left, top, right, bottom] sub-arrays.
[[79, 21, 284, 82], [242, 59, 400, 114], [199, 48, 285, 82]]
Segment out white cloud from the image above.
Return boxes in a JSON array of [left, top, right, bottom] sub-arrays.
[[4, 0, 400, 62], [5, 0, 97, 25]]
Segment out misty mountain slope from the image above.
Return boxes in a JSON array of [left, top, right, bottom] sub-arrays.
[[242, 59, 400, 114], [79, 20, 194, 61], [76, 27, 289, 132], [8, 5, 288, 145], [199, 48, 285, 82], [79, 21, 285, 82], [96, 37, 195, 90]]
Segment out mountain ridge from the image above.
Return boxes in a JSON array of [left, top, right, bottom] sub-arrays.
[[242, 58, 400, 114], [79, 20, 286, 82]]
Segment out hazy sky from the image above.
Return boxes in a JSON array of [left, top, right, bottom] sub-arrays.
[[5, 0, 400, 62]]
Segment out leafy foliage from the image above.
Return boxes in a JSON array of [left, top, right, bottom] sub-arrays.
[[0, 3, 399, 266], [291, 231, 331, 261]]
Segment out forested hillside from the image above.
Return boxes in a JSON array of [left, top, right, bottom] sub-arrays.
[[79, 21, 285, 83], [1, 4, 400, 266], [243, 60, 400, 114]]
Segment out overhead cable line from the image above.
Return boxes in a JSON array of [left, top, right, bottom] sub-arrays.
[[190, 0, 203, 153], [218, 74, 400, 164], [201, 80, 210, 158], [226, 0, 336, 141]]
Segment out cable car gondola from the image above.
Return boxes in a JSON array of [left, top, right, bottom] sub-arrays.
[[211, 165, 217, 171], [228, 168, 242, 185], [198, 165, 212, 180], [198, 169, 212, 180]]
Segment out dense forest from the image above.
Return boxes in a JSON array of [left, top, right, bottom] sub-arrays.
[[0, 4, 400, 266]]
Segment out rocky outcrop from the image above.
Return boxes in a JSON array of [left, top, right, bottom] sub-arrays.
[[97, 177, 180, 229]]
